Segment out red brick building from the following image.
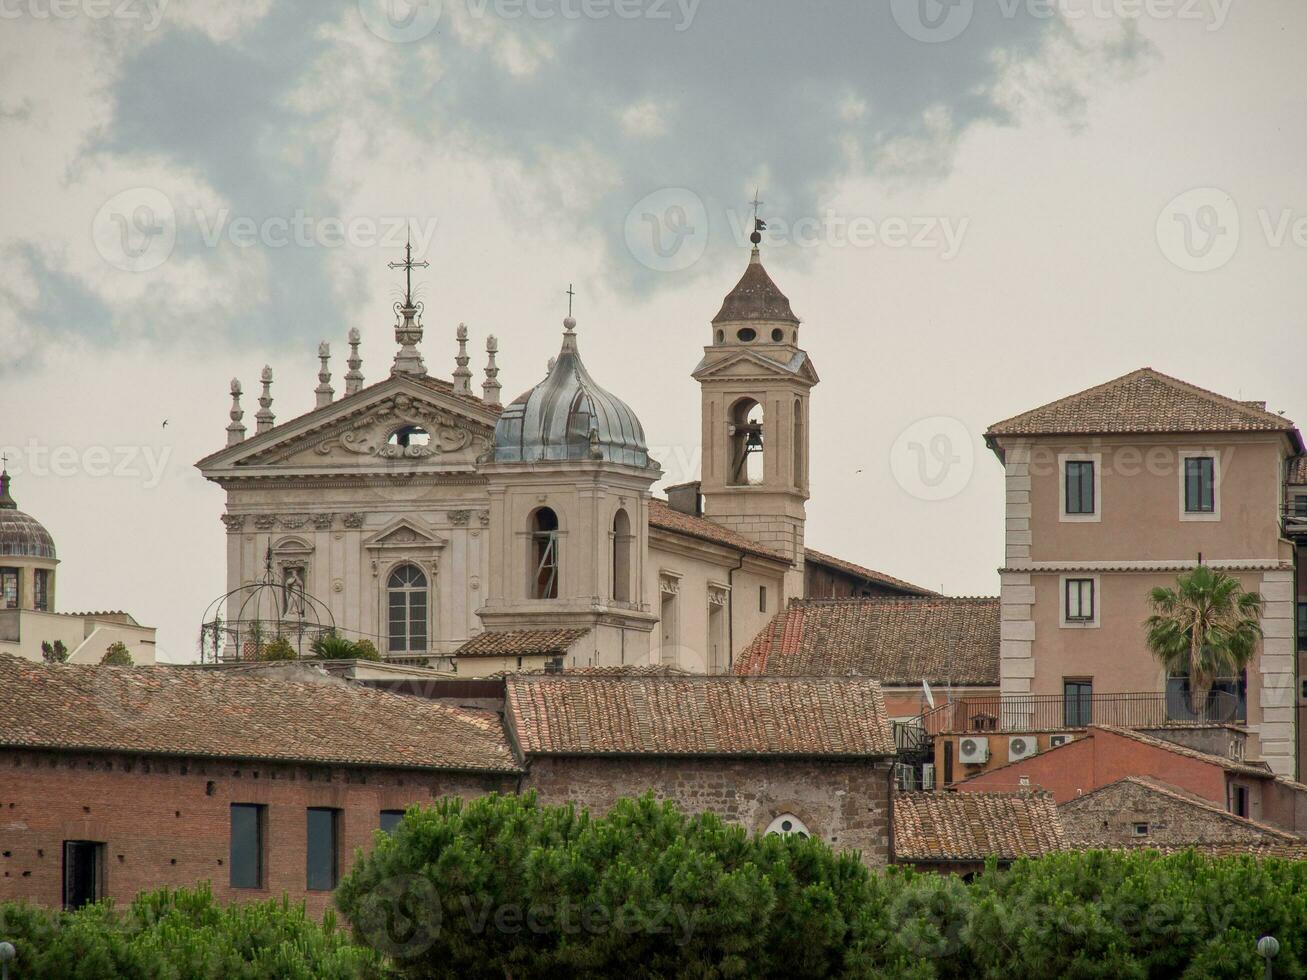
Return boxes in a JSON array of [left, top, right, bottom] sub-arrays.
[[0, 656, 898, 911]]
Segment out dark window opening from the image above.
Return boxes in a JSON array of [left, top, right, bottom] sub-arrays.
[[728, 398, 764, 486], [943, 741, 954, 786], [531, 508, 560, 600], [1063, 680, 1093, 727], [0, 568, 17, 609], [1185, 456, 1216, 513], [1233, 785, 1250, 818], [306, 808, 340, 891], [759, 586, 768, 613], [33, 569, 50, 611], [736, 327, 757, 343], [62, 840, 105, 910], [380, 810, 405, 834], [612, 509, 632, 602], [1065, 460, 1095, 515], [230, 804, 265, 889], [770, 328, 784, 342]]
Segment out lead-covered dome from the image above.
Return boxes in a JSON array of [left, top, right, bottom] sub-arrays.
[[0, 472, 56, 559], [491, 317, 652, 468]]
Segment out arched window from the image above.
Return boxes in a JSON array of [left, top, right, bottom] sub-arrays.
[[792, 398, 804, 488], [612, 509, 632, 603], [387, 564, 428, 654], [388, 426, 430, 449], [729, 398, 764, 486], [530, 508, 559, 600], [765, 813, 810, 839]]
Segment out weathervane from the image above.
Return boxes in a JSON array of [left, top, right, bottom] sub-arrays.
[[750, 188, 766, 244], [388, 231, 430, 310]]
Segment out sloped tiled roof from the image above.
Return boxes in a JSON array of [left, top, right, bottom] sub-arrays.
[[734, 597, 1000, 686], [1059, 776, 1300, 844], [456, 628, 590, 658], [0, 654, 520, 773], [504, 674, 895, 757], [1289, 456, 1307, 485], [987, 368, 1297, 439], [894, 792, 1066, 862], [491, 663, 694, 679], [803, 547, 937, 596], [712, 250, 800, 325], [648, 499, 789, 562]]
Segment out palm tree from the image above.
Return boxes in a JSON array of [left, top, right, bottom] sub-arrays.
[[1145, 566, 1263, 715]]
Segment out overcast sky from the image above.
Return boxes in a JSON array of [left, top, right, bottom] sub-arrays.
[[2, 0, 1304, 660]]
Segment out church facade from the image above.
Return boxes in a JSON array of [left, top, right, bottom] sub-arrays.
[[197, 242, 920, 671]]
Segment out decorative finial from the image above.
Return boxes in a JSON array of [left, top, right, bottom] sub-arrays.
[[482, 335, 501, 406], [0, 460, 15, 511], [563, 283, 577, 333], [389, 236, 430, 377], [453, 322, 472, 395], [749, 188, 765, 250], [227, 378, 247, 446], [315, 342, 334, 408], [345, 328, 364, 394], [256, 366, 275, 434]]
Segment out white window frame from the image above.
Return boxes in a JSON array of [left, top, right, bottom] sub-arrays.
[[1060, 574, 1100, 629], [1058, 452, 1102, 523], [1178, 450, 1221, 522], [764, 813, 810, 838]]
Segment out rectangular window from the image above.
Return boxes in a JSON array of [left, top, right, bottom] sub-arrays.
[[0, 568, 17, 609], [380, 810, 405, 834], [230, 804, 265, 889], [1065, 460, 1095, 515], [1065, 578, 1095, 622], [1063, 680, 1093, 727], [33, 569, 49, 611], [1184, 456, 1215, 513], [1233, 785, 1250, 818], [306, 808, 340, 891], [1295, 495, 1307, 517], [759, 586, 768, 613], [1297, 602, 1307, 646], [62, 841, 105, 910]]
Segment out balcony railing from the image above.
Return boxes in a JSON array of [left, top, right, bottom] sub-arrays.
[[920, 690, 1245, 735]]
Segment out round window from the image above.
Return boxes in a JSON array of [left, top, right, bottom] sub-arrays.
[[736, 327, 757, 343], [771, 328, 784, 343], [765, 813, 810, 839]]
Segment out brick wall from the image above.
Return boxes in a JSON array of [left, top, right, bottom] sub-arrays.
[[1059, 779, 1285, 848], [0, 749, 514, 915], [522, 755, 895, 866]]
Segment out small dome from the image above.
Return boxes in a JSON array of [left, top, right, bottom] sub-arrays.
[[712, 248, 800, 326], [491, 319, 652, 468], [0, 473, 56, 559]]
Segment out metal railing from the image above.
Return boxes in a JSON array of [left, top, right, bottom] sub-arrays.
[[920, 690, 1245, 735]]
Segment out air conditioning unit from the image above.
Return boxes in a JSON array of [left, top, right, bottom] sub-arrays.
[[959, 736, 990, 765], [1049, 733, 1074, 748], [921, 763, 936, 791], [1008, 735, 1037, 761]]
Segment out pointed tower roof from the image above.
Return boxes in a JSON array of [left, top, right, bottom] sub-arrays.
[[711, 247, 800, 326]]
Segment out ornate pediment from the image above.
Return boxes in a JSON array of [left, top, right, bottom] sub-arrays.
[[363, 517, 446, 551], [201, 376, 497, 472], [691, 349, 819, 386]]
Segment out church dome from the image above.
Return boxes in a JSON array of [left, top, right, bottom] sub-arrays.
[[491, 317, 652, 469], [712, 248, 800, 326], [0, 472, 56, 559]]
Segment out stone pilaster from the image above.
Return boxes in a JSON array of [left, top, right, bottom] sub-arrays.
[[1257, 569, 1296, 777]]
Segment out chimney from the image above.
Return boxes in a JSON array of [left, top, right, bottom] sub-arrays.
[[666, 481, 702, 517]]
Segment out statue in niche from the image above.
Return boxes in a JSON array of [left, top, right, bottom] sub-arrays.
[[283, 567, 306, 618]]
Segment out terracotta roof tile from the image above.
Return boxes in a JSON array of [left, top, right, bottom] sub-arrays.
[[648, 500, 789, 563], [456, 628, 590, 658], [735, 597, 1000, 685], [894, 792, 1066, 861], [803, 547, 937, 596], [986, 368, 1297, 438], [711, 252, 800, 325], [505, 674, 896, 757], [1289, 456, 1307, 485], [0, 654, 520, 773]]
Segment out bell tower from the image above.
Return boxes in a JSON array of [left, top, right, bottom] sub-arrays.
[[693, 222, 818, 600]]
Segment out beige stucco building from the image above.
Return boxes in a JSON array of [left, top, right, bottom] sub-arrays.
[[985, 369, 1305, 777], [196, 241, 924, 674], [0, 470, 156, 665]]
